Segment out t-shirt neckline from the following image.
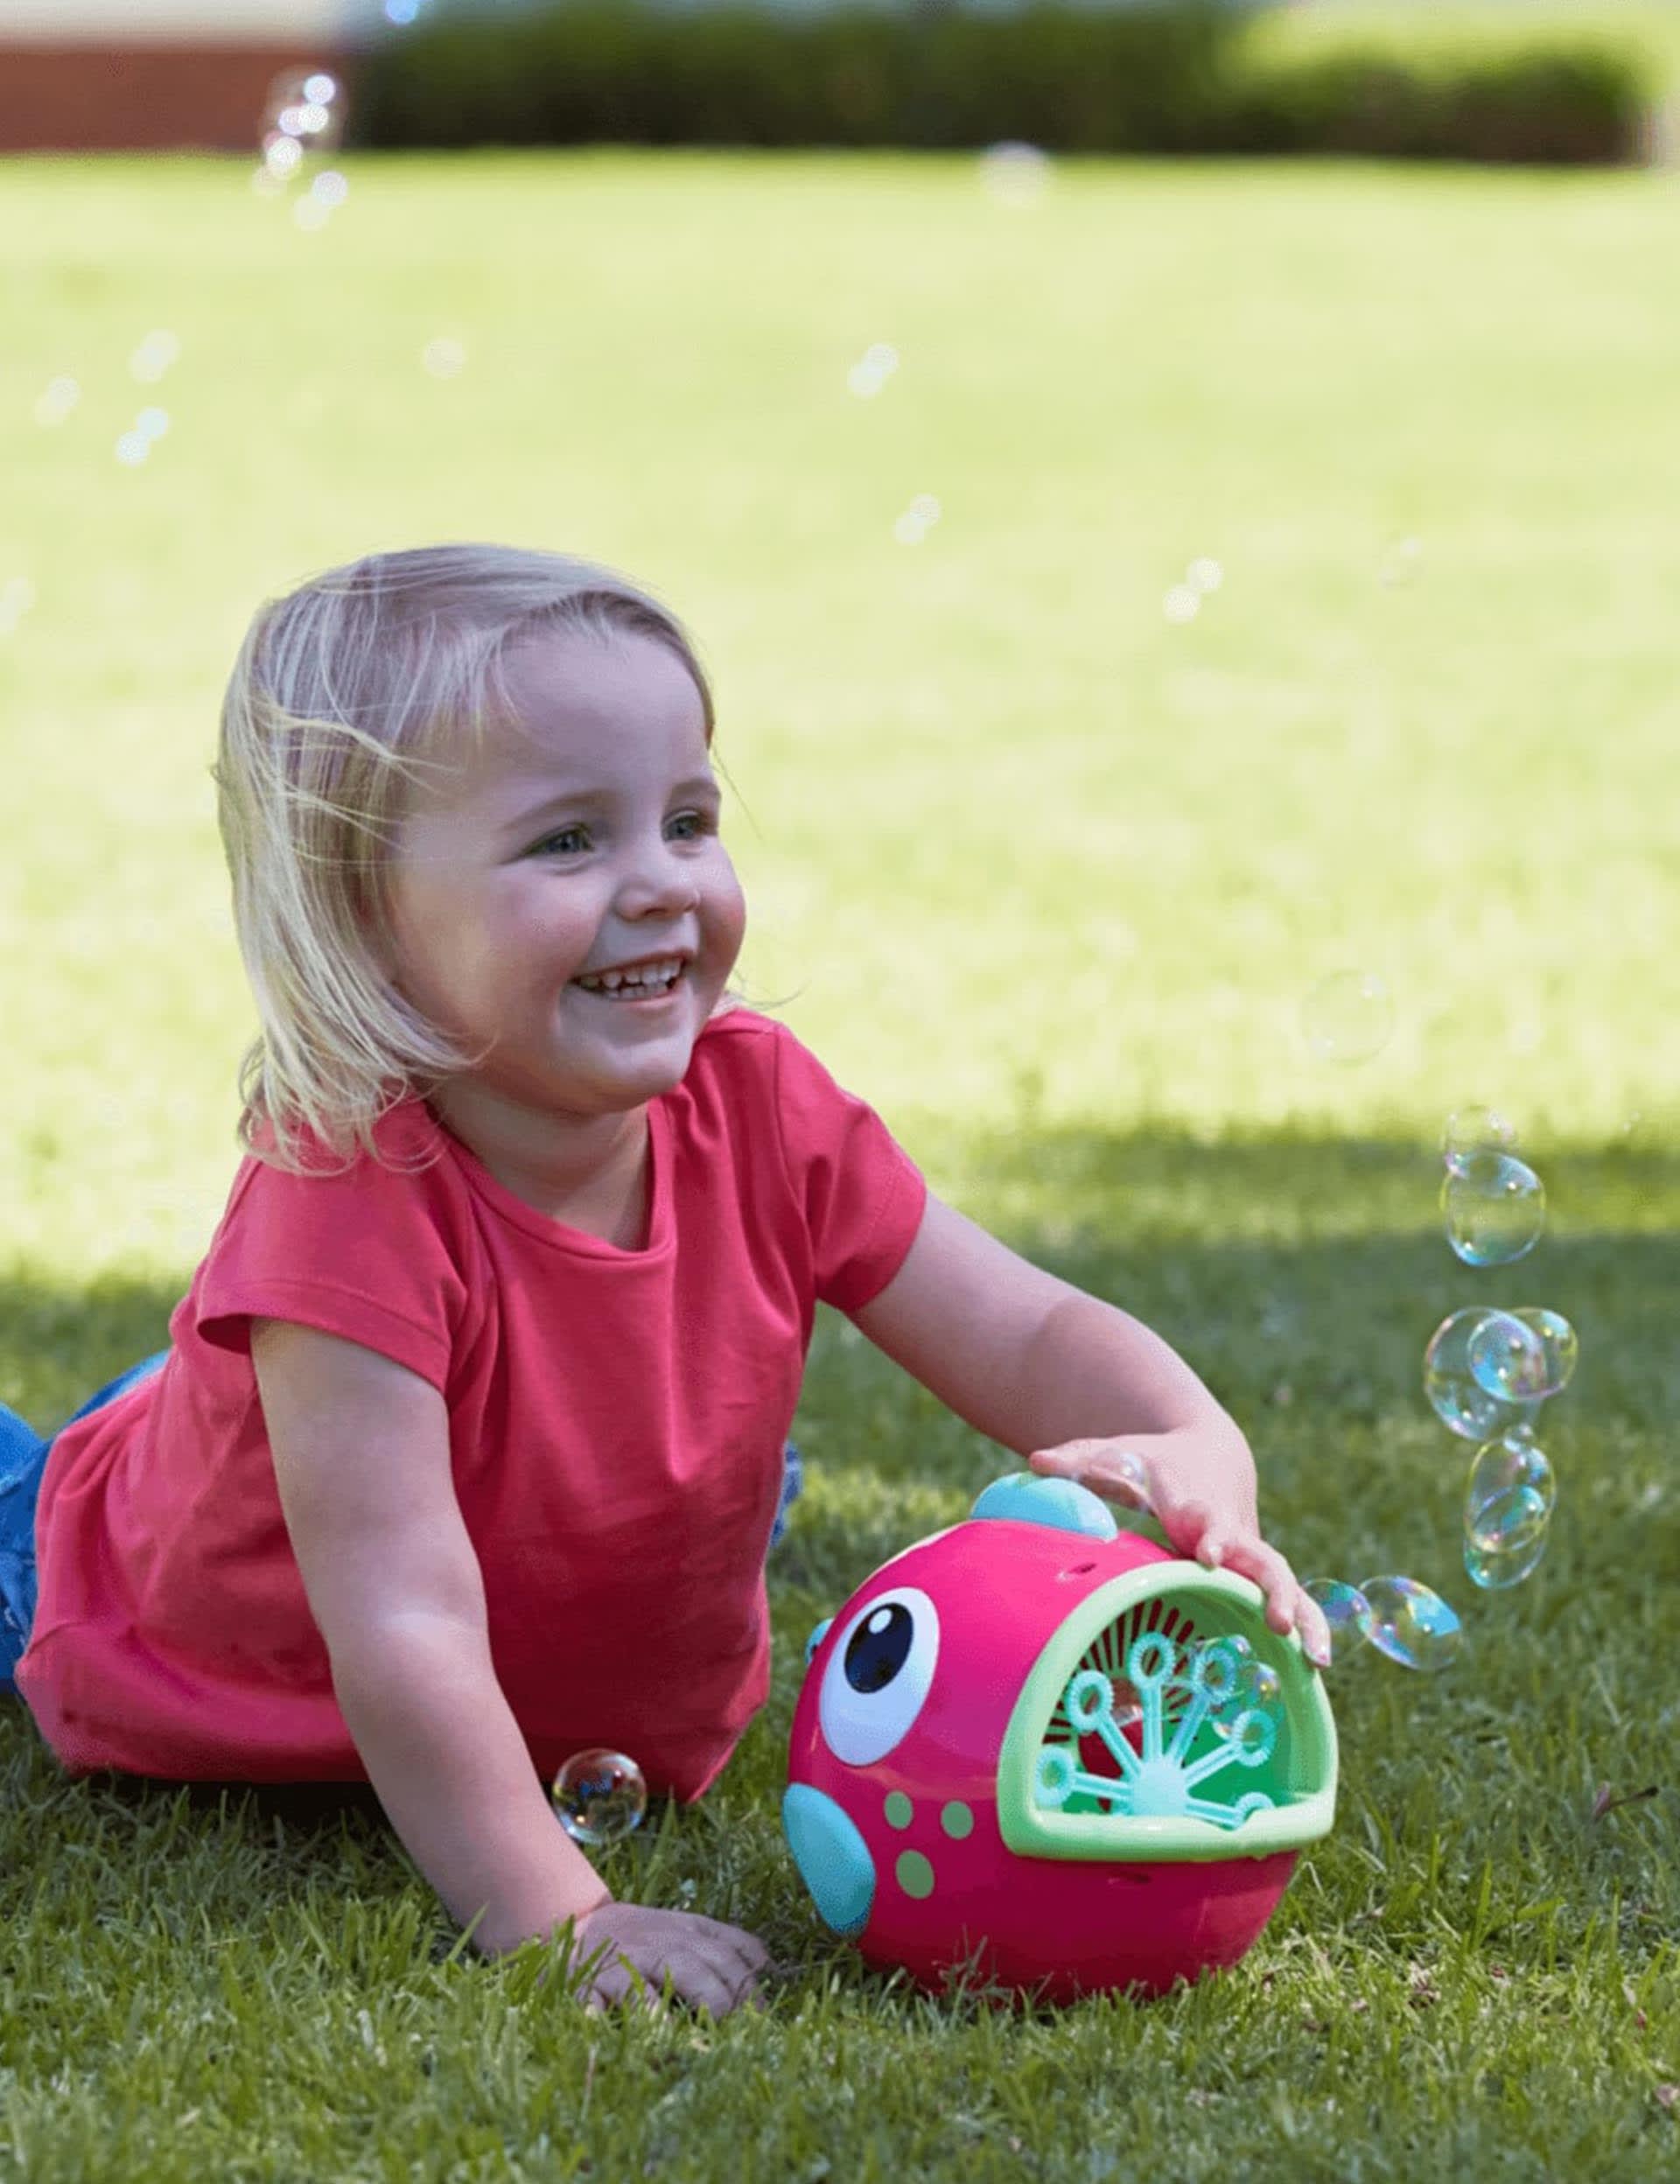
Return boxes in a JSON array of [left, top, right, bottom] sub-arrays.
[[430, 1097, 675, 1259]]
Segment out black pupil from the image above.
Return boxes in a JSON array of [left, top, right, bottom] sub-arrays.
[[844, 1603, 913, 1693]]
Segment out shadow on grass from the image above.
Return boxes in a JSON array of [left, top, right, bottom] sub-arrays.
[[2, 1123, 1676, 1912]]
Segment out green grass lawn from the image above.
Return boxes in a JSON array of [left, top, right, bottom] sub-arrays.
[[2, 148, 1678, 2178]]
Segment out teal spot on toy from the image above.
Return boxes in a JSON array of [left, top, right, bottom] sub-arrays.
[[884, 1791, 914, 1830], [781, 1784, 876, 1939], [940, 1801, 974, 1840], [895, 1850, 935, 1900], [970, 1474, 1118, 1541], [804, 1617, 832, 1665]]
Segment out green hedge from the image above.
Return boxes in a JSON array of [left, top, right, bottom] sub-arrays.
[[1223, 42, 1650, 162], [348, 2, 1655, 165]]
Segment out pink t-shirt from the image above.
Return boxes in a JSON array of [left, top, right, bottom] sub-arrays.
[[16, 1011, 927, 1800]]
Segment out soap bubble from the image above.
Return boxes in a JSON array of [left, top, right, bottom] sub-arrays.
[[1466, 1312, 1547, 1404], [1104, 1447, 1152, 1512], [32, 375, 80, 426], [1360, 1576, 1462, 1671], [1214, 1656, 1279, 1728], [1301, 970, 1393, 1067], [551, 1748, 648, 1846], [128, 329, 179, 384], [1468, 1307, 1576, 1403], [1442, 1104, 1517, 1176], [1465, 1429, 1554, 1554], [1190, 1636, 1281, 1738], [114, 407, 171, 467], [847, 343, 899, 398], [894, 494, 942, 545], [294, 170, 349, 230], [0, 577, 37, 638], [1464, 1530, 1550, 1591], [422, 336, 466, 379], [1301, 1578, 1373, 1663], [1442, 1152, 1545, 1267], [979, 141, 1051, 207], [1424, 1308, 1543, 1442]]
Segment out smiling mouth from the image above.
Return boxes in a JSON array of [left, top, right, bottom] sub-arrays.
[[571, 961, 686, 1000]]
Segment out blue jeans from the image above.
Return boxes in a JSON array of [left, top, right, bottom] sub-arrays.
[[0, 1351, 171, 1691], [0, 1355, 804, 1694]]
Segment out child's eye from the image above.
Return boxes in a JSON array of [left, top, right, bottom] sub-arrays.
[[533, 824, 590, 857], [530, 810, 715, 857]]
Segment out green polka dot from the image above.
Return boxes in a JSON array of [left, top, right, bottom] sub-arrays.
[[940, 1801, 974, 1840], [883, 1792, 914, 1830], [895, 1851, 935, 1899]]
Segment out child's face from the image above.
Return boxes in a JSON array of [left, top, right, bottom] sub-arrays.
[[381, 626, 746, 1123]]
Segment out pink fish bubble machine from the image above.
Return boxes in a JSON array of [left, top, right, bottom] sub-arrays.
[[784, 1473, 1338, 2003]]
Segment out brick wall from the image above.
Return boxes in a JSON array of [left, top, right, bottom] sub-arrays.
[[0, 42, 354, 152]]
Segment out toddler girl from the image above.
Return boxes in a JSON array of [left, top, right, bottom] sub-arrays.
[[0, 544, 1330, 2021]]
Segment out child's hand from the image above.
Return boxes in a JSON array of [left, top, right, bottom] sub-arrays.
[[1027, 1426, 1333, 1670], [563, 1900, 770, 2020]]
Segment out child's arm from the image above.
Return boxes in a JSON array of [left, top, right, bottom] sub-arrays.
[[847, 1196, 1334, 1667], [252, 1320, 767, 2016]]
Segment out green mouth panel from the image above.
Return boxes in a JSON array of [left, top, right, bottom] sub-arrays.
[[998, 1562, 1339, 1864]]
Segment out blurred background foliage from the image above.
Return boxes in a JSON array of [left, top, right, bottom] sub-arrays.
[[348, 0, 1670, 164]]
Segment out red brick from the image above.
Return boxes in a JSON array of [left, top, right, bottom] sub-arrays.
[[0, 43, 354, 153]]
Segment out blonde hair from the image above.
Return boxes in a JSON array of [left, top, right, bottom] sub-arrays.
[[211, 542, 718, 1177]]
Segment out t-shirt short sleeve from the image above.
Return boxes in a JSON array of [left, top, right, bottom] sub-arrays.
[[769, 1025, 928, 1313], [191, 1122, 468, 1394]]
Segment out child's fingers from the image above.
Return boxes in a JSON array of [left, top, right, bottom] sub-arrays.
[[1208, 1535, 1304, 1638], [1295, 1589, 1334, 1670], [584, 1957, 667, 2016]]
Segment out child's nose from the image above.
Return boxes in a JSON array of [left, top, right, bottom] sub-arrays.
[[616, 842, 701, 919]]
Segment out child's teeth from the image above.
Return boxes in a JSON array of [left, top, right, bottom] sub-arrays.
[[578, 960, 681, 996]]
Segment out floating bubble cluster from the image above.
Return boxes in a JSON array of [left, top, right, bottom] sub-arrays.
[[1308, 1097, 1577, 1677], [1467, 1306, 1576, 1404], [1465, 1429, 1554, 1552], [1423, 1303, 1574, 1590], [1301, 970, 1394, 1067], [1424, 1307, 1542, 1442], [255, 68, 348, 222], [1163, 555, 1223, 626], [115, 408, 171, 468], [551, 1748, 648, 1846], [1424, 1105, 1576, 1596]]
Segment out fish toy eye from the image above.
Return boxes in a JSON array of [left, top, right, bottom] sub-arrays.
[[817, 1586, 940, 1765]]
